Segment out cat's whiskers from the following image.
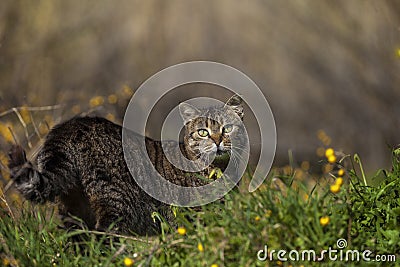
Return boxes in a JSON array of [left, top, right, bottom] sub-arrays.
[[230, 148, 249, 167]]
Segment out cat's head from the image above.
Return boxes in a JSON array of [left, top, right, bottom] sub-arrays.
[[179, 95, 245, 162]]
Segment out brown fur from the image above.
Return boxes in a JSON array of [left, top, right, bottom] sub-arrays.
[[8, 95, 245, 235]]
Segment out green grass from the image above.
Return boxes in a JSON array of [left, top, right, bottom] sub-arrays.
[[1, 149, 399, 267]]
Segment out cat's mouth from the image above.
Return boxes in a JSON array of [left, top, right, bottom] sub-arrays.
[[213, 149, 231, 165], [203, 149, 228, 157], [215, 148, 231, 160], [216, 149, 227, 156], [201, 145, 230, 158]]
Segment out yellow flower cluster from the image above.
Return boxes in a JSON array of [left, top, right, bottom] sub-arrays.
[[330, 168, 345, 194], [325, 148, 336, 164], [317, 129, 331, 146], [88, 93, 120, 111], [316, 132, 343, 174]]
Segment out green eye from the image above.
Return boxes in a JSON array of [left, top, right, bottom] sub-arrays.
[[223, 124, 233, 133], [198, 129, 209, 137]]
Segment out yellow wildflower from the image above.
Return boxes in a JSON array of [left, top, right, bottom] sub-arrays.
[[317, 129, 326, 141], [325, 148, 334, 158], [124, 257, 134, 267], [335, 177, 344, 186], [122, 85, 133, 97], [177, 226, 187, 235], [295, 169, 304, 180], [327, 155, 337, 164], [106, 113, 115, 122], [337, 169, 345, 177], [211, 264, 218, 267], [108, 94, 118, 104], [316, 147, 325, 157], [197, 242, 204, 252], [300, 161, 310, 171], [255, 216, 261, 221], [322, 136, 331, 146], [89, 96, 104, 108], [2, 258, 10, 266], [283, 165, 293, 175], [330, 183, 341, 194], [320, 216, 330, 226]]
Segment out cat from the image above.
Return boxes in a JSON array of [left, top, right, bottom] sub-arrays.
[[8, 95, 245, 235]]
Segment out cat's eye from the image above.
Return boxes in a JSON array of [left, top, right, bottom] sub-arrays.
[[197, 129, 209, 137], [223, 124, 234, 134]]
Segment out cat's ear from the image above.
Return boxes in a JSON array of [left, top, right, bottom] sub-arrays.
[[225, 94, 244, 120], [179, 102, 201, 123]]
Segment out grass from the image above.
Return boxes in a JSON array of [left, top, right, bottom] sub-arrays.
[[0, 146, 399, 266], [0, 103, 398, 266]]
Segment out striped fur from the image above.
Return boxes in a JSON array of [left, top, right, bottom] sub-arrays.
[[8, 96, 244, 235]]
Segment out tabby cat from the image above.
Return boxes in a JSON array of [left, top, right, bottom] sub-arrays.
[[8, 95, 245, 235]]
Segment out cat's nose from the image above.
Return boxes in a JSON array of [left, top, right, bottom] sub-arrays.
[[211, 135, 222, 146]]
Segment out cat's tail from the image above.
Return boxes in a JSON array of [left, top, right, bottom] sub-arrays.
[[8, 145, 55, 204]]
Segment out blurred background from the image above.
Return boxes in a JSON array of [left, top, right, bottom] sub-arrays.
[[0, 0, 399, 173]]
